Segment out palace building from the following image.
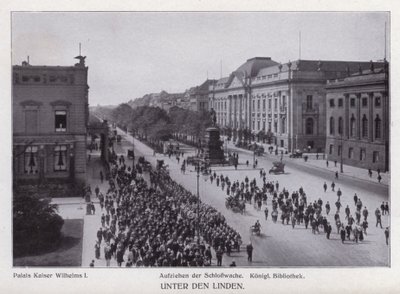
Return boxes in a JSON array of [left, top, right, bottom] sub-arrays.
[[208, 57, 379, 153], [325, 61, 389, 171], [13, 56, 89, 183]]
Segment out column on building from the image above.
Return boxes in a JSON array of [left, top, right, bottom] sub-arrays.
[[238, 94, 243, 130], [356, 93, 361, 140], [345, 94, 350, 139], [228, 95, 232, 127], [368, 92, 374, 142]]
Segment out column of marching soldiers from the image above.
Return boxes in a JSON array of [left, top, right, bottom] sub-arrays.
[[89, 153, 243, 267]]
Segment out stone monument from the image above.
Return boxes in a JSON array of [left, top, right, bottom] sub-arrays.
[[204, 109, 225, 164]]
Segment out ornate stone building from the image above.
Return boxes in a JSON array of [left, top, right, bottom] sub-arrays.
[[325, 61, 389, 171], [209, 57, 377, 152], [13, 57, 89, 183]]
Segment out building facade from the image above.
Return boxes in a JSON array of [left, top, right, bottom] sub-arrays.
[[209, 57, 378, 152], [188, 79, 217, 112], [13, 57, 89, 183], [325, 62, 389, 171]]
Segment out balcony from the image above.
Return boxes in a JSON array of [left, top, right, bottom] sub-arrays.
[[302, 103, 319, 114]]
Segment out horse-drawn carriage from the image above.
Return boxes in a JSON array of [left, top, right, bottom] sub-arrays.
[[225, 196, 246, 214]]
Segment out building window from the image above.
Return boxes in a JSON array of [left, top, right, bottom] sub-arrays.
[[306, 118, 314, 135], [25, 110, 38, 134], [252, 121, 255, 130], [55, 110, 67, 132], [329, 99, 335, 107], [24, 146, 38, 174], [257, 100, 260, 110], [338, 98, 343, 107], [268, 99, 271, 109], [306, 95, 313, 110], [373, 151, 380, 163], [282, 96, 286, 107], [54, 145, 67, 171], [274, 121, 277, 133], [281, 117, 286, 133], [375, 97, 381, 107], [348, 147, 354, 159], [257, 121, 260, 130], [362, 97, 368, 107], [350, 115, 356, 137], [360, 148, 366, 161], [268, 122, 272, 131], [262, 99, 266, 111], [338, 117, 343, 135], [350, 98, 356, 107], [262, 121, 266, 131], [375, 115, 382, 139], [274, 98, 278, 111], [362, 115, 368, 138], [329, 117, 335, 135], [252, 100, 255, 109], [338, 145, 342, 156], [329, 144, 333, 155]]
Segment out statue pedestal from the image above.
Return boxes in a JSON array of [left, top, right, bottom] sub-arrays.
[[204, 127, 225, 164]]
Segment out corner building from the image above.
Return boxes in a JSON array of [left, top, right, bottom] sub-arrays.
[[325, 62, 389, 171], [209, 57, 378, 152], [13, 57, 89, 183]]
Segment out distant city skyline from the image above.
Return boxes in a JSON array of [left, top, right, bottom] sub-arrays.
[[12, 12, 389, 105]]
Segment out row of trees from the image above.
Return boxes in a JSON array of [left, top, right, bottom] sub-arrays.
[[107, 104, 213, 145], [220, 127, 275, 144]]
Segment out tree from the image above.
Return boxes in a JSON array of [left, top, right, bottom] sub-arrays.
[[13, 193, 64, 256]]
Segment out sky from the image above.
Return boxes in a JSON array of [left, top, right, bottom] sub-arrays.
[[12, 12, 389, 106]]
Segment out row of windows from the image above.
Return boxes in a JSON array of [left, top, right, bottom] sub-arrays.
[[25, 110, 67, 134], [23, 145, 68, 174], [252, 73, 279, 81], [329, 96, 382, 108], [329, 145, 380, 163], [329, 115, 382, 139], [251, 119, 287, 133]]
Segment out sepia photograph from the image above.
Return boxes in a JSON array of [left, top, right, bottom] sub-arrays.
[[11, 11, 390, 270]]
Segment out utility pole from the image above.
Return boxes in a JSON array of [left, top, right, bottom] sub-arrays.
[[196, 162, 200, 243]]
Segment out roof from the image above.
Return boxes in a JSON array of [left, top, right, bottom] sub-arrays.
[[234, 57, 279, 78]]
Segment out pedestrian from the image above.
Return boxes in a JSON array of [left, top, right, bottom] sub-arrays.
[[205, 246, 212, 264], [362, 207, 369, 221], [368, 168, 372, 177], [385, 227, 389, 245], [325, 201, 330, 215], [95, 241, 100, 259], [326, 160, 329, 167], [246, 160, 249, 167], [353, 193, 358, 206], [90, 260, 95, 267], [340, 226, 346, 243], [378, 174, 382, 183], [362, 220, 368, 235], [335, 200, 342, 213], [264, 207, 269, 221], [335, 171, 339, 179], [385, 202, 389, 215], [326, 222, 332, 239], [331, 181, 335, 192], [323, 182, 327, 192], [375, 208, 383, 228], [334, 160, 337, 167], [337, 188, 342, 201], [246, 242, 253, 262], [380, 202, 385, 215], [216, 246, 223, 266], [229, 261, 237, 267], [345, 205, 350, 220]]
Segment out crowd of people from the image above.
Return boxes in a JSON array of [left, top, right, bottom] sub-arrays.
[[207, 167, 389, 245], [91, 154, 242, 267]]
